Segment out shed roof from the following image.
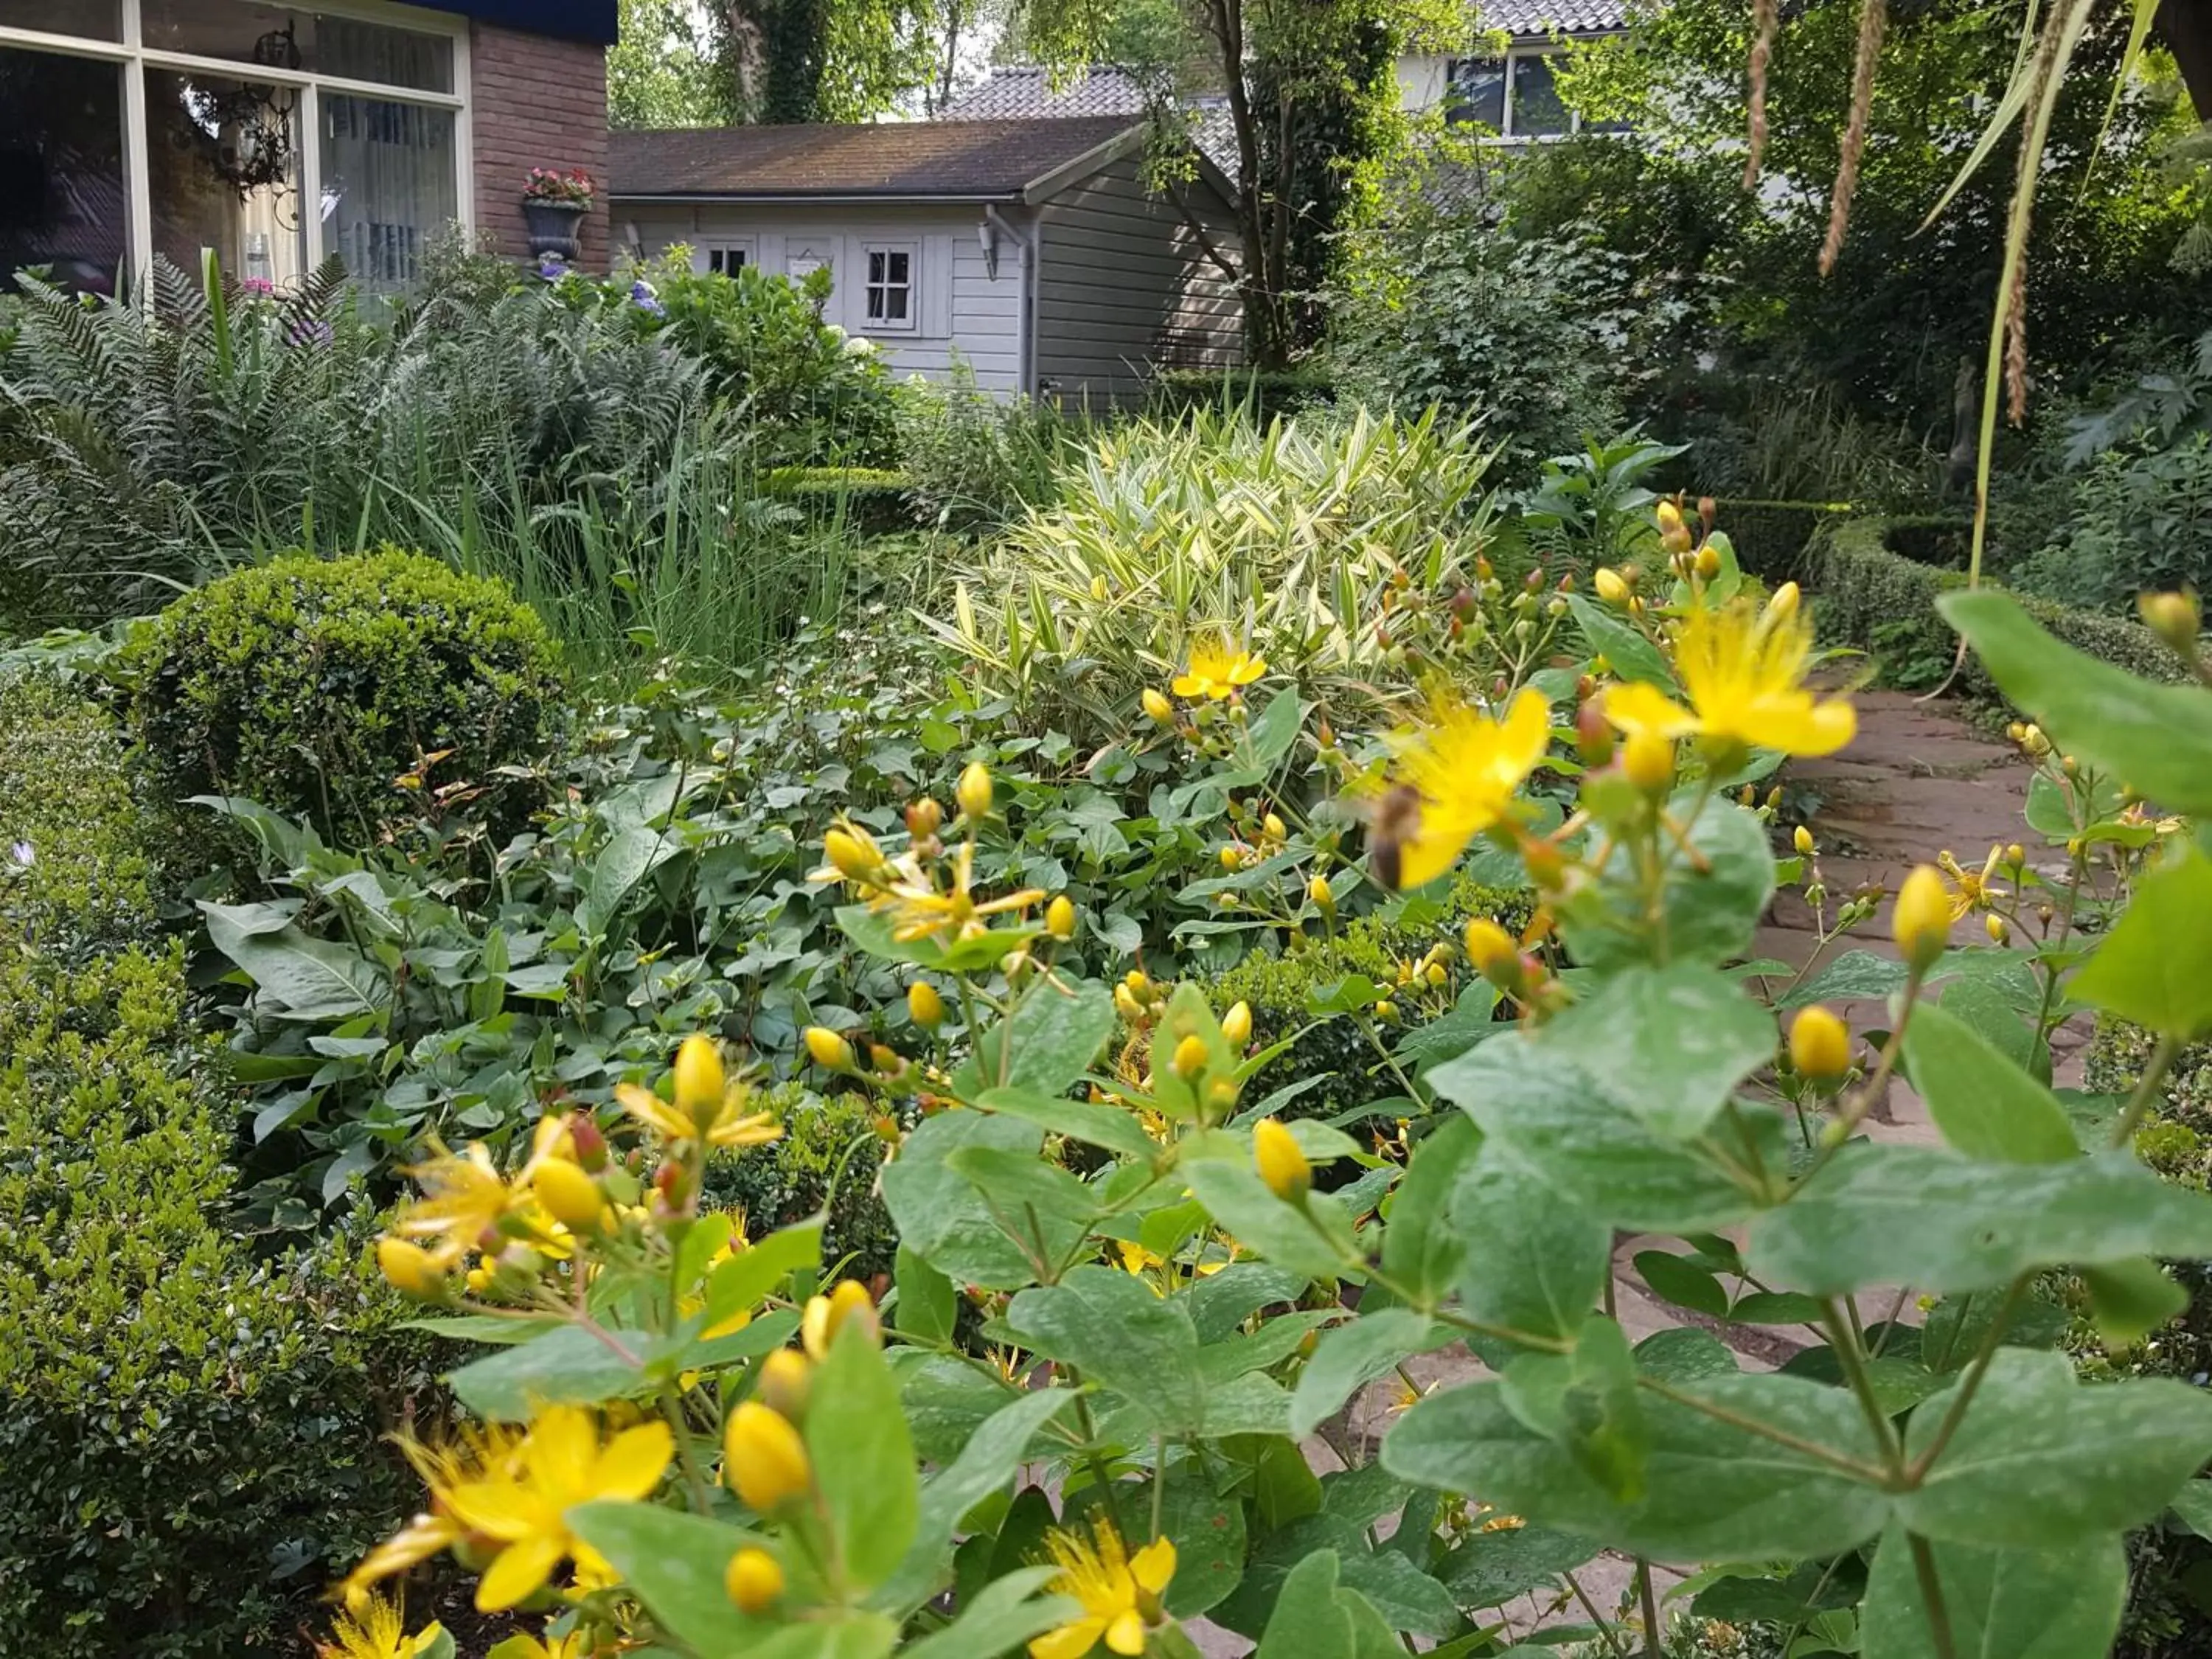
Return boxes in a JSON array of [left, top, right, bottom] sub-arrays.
[[1473, 0, 1630, 34], [608, 118, 1141, 201]]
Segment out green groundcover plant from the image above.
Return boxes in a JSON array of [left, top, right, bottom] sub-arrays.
[[294, 526, 2212, 1658]]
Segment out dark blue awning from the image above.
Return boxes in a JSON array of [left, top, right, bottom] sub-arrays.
[[420, 1, 618, 45]]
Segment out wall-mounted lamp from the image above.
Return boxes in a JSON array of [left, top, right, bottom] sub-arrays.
[[978, 215, 998, 279]]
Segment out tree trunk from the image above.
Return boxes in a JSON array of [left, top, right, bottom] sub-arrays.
[[2159, 0, 2212, 119]]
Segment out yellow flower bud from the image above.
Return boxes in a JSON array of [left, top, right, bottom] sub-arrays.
[[2138, 589, 2201, 655], [1091, 574, 1109, 600], [1788, 1005, 1851, 1081], [1768, 581, 1801, 620], [1374, 998, 1399, 1023], [1622, 728, 1674, 793], [1792, 825, 1815, 856], [376, 1237, 447, 1301], [1464, 917, 1518, 978], [675, 1034, 726, 1122], [907, 797, 943, 838], [822, 826, 881, 883], [1425, 961, 1447, 987], [533, 1157, 605, 1233], [724, 1402, 812, 1512], [908, 981, 945, 1029], [1263, 813, 1287, 842], [1655, 499, 1683, 533], [1115, 984, 1146, 1023], [1694, 543, 1721, 580], [1986, 912, 2008, 944], [1893, 865, 1951, 973], [804, 1026, 853, 1071], [1593, 567, 1630, 605], [755, 1348, 812, 1419], [1308, 874, 1335, 908], [1219, 844, 1242, 872], [1172, 1033, 1208, 1080], [1046, 895, 1077, 939], [957, 762, 994, 821], [726, 1545, 785, 1614], [1222, 1000, 1253, 1046], [1143, 688, 1175, 723], [2005, 843, 2025, 869], [1253, 1117, 1311, 1203]]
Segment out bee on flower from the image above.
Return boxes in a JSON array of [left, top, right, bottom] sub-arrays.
[[1029, 1518, 1178, 1659], [1367, 688, 1552, 890]]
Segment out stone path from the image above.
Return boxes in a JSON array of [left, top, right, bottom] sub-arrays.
[[1253, 692, 2057, 1654]]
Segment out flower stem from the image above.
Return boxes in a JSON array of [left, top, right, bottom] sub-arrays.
[[659, 1379, 714, 1516], [1907, 1531, 1958, 1659]]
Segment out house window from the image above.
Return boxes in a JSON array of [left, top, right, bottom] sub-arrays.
[[703, 240, 752, 276], [0, 0, 467, 294], [863, 242, 914, 330], [1447, 49, 1623, 140]]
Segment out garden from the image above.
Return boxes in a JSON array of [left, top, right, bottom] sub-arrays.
[[10, 1, 2212, 1655]]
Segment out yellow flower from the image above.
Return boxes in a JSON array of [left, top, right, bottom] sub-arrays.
[[614, 1051, 781, 1152], [724, 1402, 812, 1512], [342, 1419, 534, 1607], [801, 1280, 880, 1360], [392, 1142, 529, 1267], [532, 1158, 605, 1234], [1142, 688, 1175, 723], [1253, 1117, 1310, 1203], [868, 840, 1046, 947], [1372, 689, 1551, 891], [1936, 846, 2005, 920], [493, 1632, 589, 1659], [1172, 631, 1266, 700], [958, 761, 997, 820], [440, 1407, 673, 1612], [1893, 864, 1951, 972], [1788, 1006, 1851, 1081], [1029, 1520, 1178, 1659], [1603, 591, 1854, 760], [316, 1596, 445, 1659]]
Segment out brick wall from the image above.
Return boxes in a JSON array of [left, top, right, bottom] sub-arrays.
[[469, 23, 611, 268]]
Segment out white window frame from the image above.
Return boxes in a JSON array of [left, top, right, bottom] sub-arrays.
[[0, 0, 472, 283], [700, 238, 754, 276], [860, 239, 917, 333], [1445, 45, 1615, 142]]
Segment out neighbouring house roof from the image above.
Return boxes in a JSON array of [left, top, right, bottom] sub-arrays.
[[608, 118, 1143, 203], [1470, 0, 1630, 35], [940, 69, 1241, 175]]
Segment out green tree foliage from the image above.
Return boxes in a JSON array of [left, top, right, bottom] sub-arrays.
[[609, 0, 731, 126], [712, 0, 942, 122]]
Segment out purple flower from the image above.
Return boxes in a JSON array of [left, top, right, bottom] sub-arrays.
[[630, 278, 665, 319], [538, 253, 568, 281]]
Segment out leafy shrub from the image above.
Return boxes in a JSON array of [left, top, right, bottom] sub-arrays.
[[763, 465, 918, 536], [893, 363, 1083, 532], [2012, 434, 2212, 614], [706, 1085, 900, 1281], [0, 679, 420, 1658], [131, 549, 564, 844], [1147, 364, 1339, 422]]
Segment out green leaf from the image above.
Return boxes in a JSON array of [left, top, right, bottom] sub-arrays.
[[1728, 1290, 1824, 1326], [1900, 1349, 2212, 1547], [899, 1568, 1073, 1659], [1256, 1551, 1357, 1659], [807, 1321, 919, 1590], [1383, 1372, 1891, 1559], [1777, 948, 1908, 1010], [1290, 1309, 1455, 1437], [1450, 1144, 1611, 1344], [2079, 1256, 2190, 1348], [1900, 1001, 2077, 1164], [447, 1323, 644, 1422], [880, 1111, 1043, 1288], [1439, 1523, 1600, 1611], [836, 902, 1035, 975], [955, 976, 1116, 1097], [1432, 1032, 1765, 1234], [1542, 964, 1776, 1141], [2171, 1478, 2212, 1540], [893, 1244, 958, 1346], [1747, 1144, 2212, 1295], [1631, 1327, 1739, 1383], [2072, 844, 2212, 1039], [1938, 589, 2212, 815], [1004, 1265, 1206, 1433], [976, 1085, 1159, 1161], [1380, 1113, 1481, 1307], [1567, 591, 1677, 692], [703, 1218, 824, 1334], [579, 824, 681, 938], [1250, 1434, 1325, 1530], [1632, 1250, 1730, 1318], [1152, 1467, 1249, 1616], [1859, 1525, 2126, 1659], [877, 1389, 1075, 1613], [1556, 793, 1774, 972], [1500, 1318, 1647, 1501], [200, 900, 389, 1021], [566, 1501, 763, 1659], [944, 1146, 1099, 1270], [1182, 1157, 1353, 1283]]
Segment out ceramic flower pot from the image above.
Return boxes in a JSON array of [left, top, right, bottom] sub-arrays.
[[522, 199, 588, 260]]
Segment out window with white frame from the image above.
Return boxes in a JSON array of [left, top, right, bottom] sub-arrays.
[[703, 240, 752, 276], [0, 0, 467, 296], [862, 241, 914, 330], [1445, 48, 1626, 139]]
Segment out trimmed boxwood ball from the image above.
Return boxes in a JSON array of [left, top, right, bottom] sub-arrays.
[[131, 548, 564, 843]]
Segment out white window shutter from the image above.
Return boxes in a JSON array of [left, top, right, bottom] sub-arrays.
[[923, 234, 954, 338]]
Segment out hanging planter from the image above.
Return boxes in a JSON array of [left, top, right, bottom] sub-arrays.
[[521, 167, 593, 260]]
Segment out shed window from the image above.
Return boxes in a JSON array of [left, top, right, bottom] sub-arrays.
[[704, 241, 752, 275], [863, 243, 914, 330]]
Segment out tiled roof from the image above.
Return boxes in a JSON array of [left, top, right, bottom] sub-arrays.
[[608, 117, 1139, 199], [1472, 0, 1630, 35], [940, 66, 1154, 121]]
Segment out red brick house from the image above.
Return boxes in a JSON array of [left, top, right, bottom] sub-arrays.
[[0, 0, 616, 293]]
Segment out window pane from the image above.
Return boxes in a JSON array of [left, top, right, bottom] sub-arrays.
[[868, 248, 885, 282], [320, 94, 454, 289], [1511, 55, 1568, 137], [884, 286, 907, 321], [143, 1, 453, 94], [0, 0, 121, 40], [0, 44, 125, 293], [147, 66, 305, 286], [1445, 58, 1504, 130], [886, 250, 908, 284]]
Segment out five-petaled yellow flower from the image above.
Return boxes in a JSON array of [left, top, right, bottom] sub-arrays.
[[1029, 1519, 1178, 1659], [869, 841, 1046, 946], [1371, 689, 1551, 890], [442, 1405, 673, 1611], [1172, 632, 1266, 701], [1937, 846, 2005, 919], [1604, 591, 1854, 760], [316, 1596, 445, 1659], [391, 1142, 532, 1267], [615, 1070, 781, 1152]]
